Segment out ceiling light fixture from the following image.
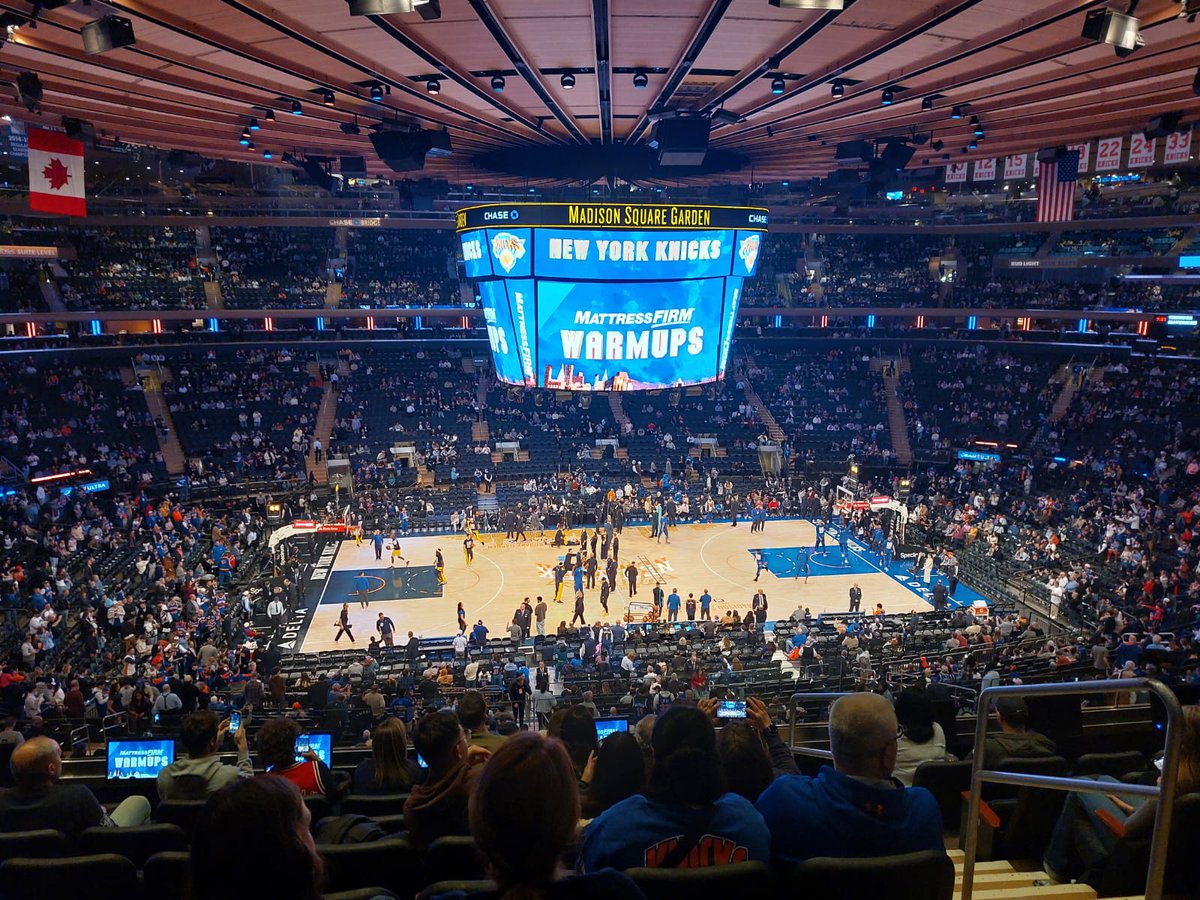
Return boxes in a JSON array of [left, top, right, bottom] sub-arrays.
[[369, 82, 384, 102], [321, 89, 335, 107], [239, 130, 251, 146], [291, 100, 303, 115], [264, 109, 275, 121], [561, 72, 575, 90], [881, 87, 894, 105], [830, 81, 844, 98], [771, 76, 785, 94], [950, 105, 964, 119], [426, 78, 440, 94], [633, 70, 648, 89], [263, 149, 273, 160], [921, 96, 933, 110], [491, 74, 505, 92], [248, 117, 260, 131]]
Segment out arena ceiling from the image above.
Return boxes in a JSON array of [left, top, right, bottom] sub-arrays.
[[0, 0, 1196, 186]]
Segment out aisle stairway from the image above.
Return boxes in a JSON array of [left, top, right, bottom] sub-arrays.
[[139, 369, 186, 476], [304, 361, 338, 484], [608, 393, 630, 432], [946, 850, 1111, 899], [880, 358, 913, 466]]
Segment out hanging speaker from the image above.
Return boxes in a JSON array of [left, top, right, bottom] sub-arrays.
[[369, 131, 432, 172], [81, 16, 136, 55]]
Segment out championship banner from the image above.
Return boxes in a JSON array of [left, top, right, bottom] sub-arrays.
[[945, 162, 968, 183], [1095, 135, 1122, 171], [973, 158, 997, 181], [1003, 154, 1028, 179]]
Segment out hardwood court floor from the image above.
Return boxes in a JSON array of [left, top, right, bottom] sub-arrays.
[[298, 519, 929, 654]]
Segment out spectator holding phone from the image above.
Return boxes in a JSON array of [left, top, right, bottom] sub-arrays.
[[158, 710, 251, 801], [257, 717, 334, 798]]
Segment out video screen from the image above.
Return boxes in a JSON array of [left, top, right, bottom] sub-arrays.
[[457, 203, 765, 392], [536, 278, 735, 390], [107, 738, 175, 780], [595, 718, 630, 741], [294, 732, 332, 767]]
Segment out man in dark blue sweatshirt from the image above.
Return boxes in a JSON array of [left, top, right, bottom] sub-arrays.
[[756, 692, 945, 867]]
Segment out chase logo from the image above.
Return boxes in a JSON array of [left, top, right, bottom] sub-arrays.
[[491, 232, 526, 273], [738, 233, 761, 274], [509, 209, 520, 221]]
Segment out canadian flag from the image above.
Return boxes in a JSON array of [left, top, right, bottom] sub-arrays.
[[28, 127, 86, 217]]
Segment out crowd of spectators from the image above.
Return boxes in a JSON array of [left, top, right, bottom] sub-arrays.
[[342, 229, 458, 308]]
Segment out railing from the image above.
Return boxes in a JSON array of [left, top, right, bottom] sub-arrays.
[[786, 691, 847, 756], [960, 678, 1184, 900]]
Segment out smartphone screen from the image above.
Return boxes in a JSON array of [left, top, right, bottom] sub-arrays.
[[417, 753, 428, 769], [229, 711, 241, 735], [716, 700, 748, 719]]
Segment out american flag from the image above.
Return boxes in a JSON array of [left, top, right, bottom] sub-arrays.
[[1036, 148, 1079, 222]]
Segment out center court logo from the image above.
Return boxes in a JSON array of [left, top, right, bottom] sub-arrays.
[[491, 231, 526, 273], [738, 233, 761, 274]]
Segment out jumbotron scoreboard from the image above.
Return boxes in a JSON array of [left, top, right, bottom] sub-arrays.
[[456, 202, 768, 391]]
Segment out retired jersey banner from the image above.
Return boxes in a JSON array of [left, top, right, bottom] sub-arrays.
[[1163, 129, 1192, 165], [945, 162, 968, 183], [1070, 142, 1090, 173], [28, 128, 86, 217], [1003, 154, 1028, 179], [1127, 133, 1156, 168], [1095, 135, 1123, 172], [973, 158, 997, 181]]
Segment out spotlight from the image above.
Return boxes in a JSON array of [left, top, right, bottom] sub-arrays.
[[245, 141, 255, 151], [969, 139, 978, 150], [921, 96, 933, 110], [830, 81, 844, 98], [369, 82, 384, 102], [248, 117, 260, 131], [321, 89, 335, 106], [426, 78, 440, 94], [339, 117, 362, 135], [291, 100, 303, 115], [491, 74, 505, 92], [974, 124, 984, 138], [950, 105, 964, 119], [264, 109, 275, 121], [263, 149, 273, 160], [239, 130, 251, 146], [633, 70, 648, 89], [881, 87, 894, 105], [561, 72, 575, 90], [771, 76, 785, 94]]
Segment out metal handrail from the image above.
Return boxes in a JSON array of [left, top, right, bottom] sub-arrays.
[[960, 678, 1184, 900]]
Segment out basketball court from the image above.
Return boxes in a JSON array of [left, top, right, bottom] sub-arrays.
[[296, 520, 984, 654]]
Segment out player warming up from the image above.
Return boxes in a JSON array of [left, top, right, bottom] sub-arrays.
[[753, 550, 769, 582], [435, 548, 446, 584]]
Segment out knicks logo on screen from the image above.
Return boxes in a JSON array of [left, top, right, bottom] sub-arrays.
[[491, 232, 526, 273], [738, 234, 760, 275]]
